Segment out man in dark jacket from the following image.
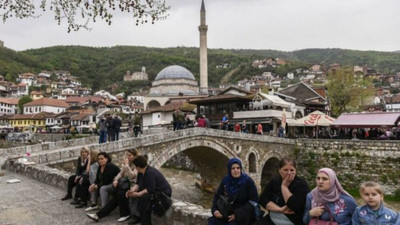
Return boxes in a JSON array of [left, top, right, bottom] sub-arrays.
[[126, 156, 172, 225], [106, 114, 115, 142], [98, 116, 108, 143], [113, 115, 122, 141]]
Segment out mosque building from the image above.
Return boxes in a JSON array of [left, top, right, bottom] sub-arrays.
[[143, 0, 209, 110]]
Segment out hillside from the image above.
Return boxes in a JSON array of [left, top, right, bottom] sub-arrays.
[[1, 46, 400, 92]]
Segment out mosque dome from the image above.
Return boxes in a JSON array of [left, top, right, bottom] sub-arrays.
[[154, 65, 196, 81]]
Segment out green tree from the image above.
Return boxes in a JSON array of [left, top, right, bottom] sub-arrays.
[[0, 0, 170, 32], [18, 96, 33, 114], [327, 68, 374, 116]]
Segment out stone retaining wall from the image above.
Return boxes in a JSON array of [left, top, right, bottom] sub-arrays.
[[4, 160, 210, 224], [295, 139, 400, 194]]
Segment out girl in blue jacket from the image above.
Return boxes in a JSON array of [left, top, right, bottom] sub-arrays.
[[352, 181, 398, 225]]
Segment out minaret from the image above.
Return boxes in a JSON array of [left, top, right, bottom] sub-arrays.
[[199, 0, 208, 95]]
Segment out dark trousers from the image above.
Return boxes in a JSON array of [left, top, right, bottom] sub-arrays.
[[67, 175, 79, 199], [78, 176, 91, 202], [114, 128, 120, 141], [99, 130, 107, 143], [133, 126, 142, 137], [108, 129, 115, 142], [97, 188, 129, 219]]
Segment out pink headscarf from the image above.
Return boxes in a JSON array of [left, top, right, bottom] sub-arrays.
[[310, 168, 353, 207]]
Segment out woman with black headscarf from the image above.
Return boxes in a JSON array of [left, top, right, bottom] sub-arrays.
[[208, 158, 259, 225]]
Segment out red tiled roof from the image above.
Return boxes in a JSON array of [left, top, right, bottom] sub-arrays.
[[142, 102, 195, 114], [10, 112, 54, 120], [70, 113, 92, 121], [0, 98, 19, 105], [24, 98, 70, 108]]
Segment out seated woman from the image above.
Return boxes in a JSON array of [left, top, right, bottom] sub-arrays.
[[87, 152, 120, 211], [87, 149, 138, 222], [74, 149, 99, 209], [255, 157, 309, 225], [208, 158, 258, 225], [303, 168, 357, 225], [61, 146, 90, 203]]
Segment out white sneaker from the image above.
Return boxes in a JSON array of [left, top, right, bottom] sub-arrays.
[[117, 215, 131, 222], [85, 205, 99, 212], [86, 213, 99, 222]]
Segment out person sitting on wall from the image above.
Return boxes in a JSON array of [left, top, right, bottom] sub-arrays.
[[86, 152, 120, 220], [61, 146, 90, 204], [208, 158, 259, 225], [126, 155, 172, 225]]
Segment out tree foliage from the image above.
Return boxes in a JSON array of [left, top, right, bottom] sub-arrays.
[[0, 0, 170, 32], [327, 68, 374, 116], [18, 96, 33, 114]]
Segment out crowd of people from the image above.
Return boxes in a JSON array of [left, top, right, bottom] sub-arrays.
[[61, 147, 171, 225], [61, 148, 399, 225], [209, 157, 400, 225], [98, 114, 122, 143]]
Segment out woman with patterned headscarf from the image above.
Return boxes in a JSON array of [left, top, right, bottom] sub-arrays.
[[208, 158, 259, 225], [303, 168, 357, 225]]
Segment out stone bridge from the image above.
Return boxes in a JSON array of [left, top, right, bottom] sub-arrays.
[[2, 128, 296, 225], [3, 128, 295, 188]]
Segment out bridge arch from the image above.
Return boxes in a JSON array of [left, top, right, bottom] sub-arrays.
[[259, 151, 284, 188], [245, 147, 260, 174], [147, 100, 161, 109]]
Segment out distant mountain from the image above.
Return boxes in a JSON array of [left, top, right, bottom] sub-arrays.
[[394, 50, 400, 53], [1, 46, 400, 92]]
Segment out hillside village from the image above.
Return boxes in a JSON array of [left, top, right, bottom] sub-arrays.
[[1, 55, 400, 136]]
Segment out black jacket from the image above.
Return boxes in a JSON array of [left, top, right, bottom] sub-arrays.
[[113, 117, 122, 130], [94, 162, 120, 187], [259, 176, 310, 225], [211, 176, 259, 225], [137, 166, 172, 196], [75, 157, 88, 176]]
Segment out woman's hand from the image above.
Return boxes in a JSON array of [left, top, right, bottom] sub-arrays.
[[309, 206, 325, 217], [213, 210, 223, 219], [279, 205, 294, 214], [89, 184, 97, 193], [228, 214, 236, 222], [113, 180, 118, 188], [282, 172, 295, 187], [79, 177, 83, 185], [74, 176, 80, 183]]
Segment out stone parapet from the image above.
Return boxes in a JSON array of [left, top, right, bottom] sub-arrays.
[[295, 139, 400, 194], [5, 160, 210, 224]]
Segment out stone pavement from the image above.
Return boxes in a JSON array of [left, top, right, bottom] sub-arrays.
[[0, 171, 121, 225]]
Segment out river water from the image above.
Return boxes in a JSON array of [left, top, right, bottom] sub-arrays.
[[161, 167, 214, 209]]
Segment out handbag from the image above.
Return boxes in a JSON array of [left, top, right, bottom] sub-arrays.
[[216, 194, 233, 219], [152, 192, 172, 216], [308, 206, 338, 225], [117, 177, 130, 190]]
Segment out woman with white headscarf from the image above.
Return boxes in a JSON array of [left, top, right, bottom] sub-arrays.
[[303, 168, 357, 225]]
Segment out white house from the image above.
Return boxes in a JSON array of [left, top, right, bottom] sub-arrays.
[[127, 93, 145, 103], [94, 90, 117, 101], [17, 73, 36, 86], [10, 83, 29, 97], [0, 98, 19, 115], [287, 73, 294, 80], [61, 88, 75, 95], [23, 98, 70, 114]]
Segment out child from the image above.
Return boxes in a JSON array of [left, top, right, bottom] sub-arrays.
[[352, 181, 399, 225]]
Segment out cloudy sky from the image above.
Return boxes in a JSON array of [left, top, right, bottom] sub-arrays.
[[1, 0, 399, 52]]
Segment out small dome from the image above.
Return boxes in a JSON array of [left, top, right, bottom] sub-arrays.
[[155, 65, 195, 81]]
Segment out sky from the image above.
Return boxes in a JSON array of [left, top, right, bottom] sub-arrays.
[[1, 0, 399, 52]]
